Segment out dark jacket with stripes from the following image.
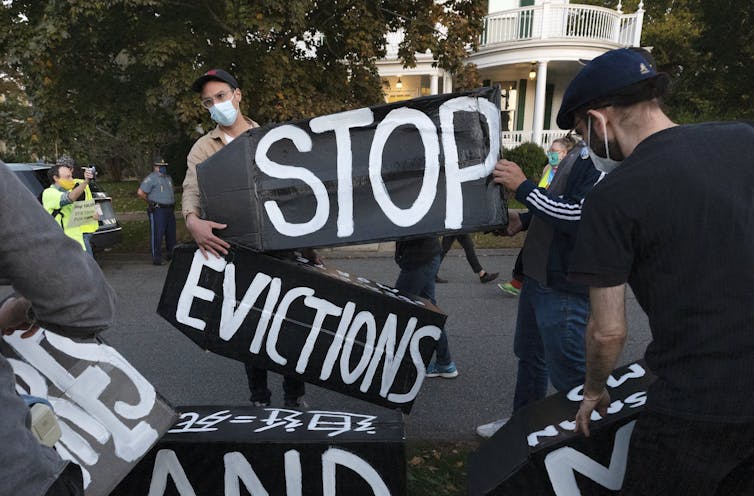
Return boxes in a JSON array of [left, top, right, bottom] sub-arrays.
[[516, 151, 601, 295]]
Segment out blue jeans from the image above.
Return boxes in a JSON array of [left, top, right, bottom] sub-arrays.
[[82, 233, 94, 257], [512, 276, 588, 411], [394, 253, 452, 365]]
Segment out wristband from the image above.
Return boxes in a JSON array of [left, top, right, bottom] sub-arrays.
[[583, 389, 606, 402]]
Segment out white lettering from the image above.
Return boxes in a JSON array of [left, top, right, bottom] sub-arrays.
[[322, 447, 391, 496], [440, 96, 500, 229], [176, 250, 226, 330], [296, 296, 343, 373], [7, 332, 158, 462], [624, 391, 647, 408], [387, 324, 441, 404], [544, 421, 635, 495], [267, 287, 315, 366], [309, 109, 375, 237], [369, 107, 440, 227], [256, 125, 329, 237], [220, 264, 272, 341], [224, 451, 270, 496], [249, 277, 282, 354], [320, 302, 356, 381], [340, 311, 377, 385], [284, 450, 303, 496], [606, 363, 646, 388], [148, 449, 197, 496], [360, 315, 416, 397], [527, 424, 559, 448]]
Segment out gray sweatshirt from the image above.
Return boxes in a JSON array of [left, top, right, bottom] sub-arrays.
[[0, 162, 116, 495]]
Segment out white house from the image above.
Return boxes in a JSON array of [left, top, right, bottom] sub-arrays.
[[377, 0, 645, 149]]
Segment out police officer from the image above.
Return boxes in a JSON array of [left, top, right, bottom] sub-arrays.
[[137, 157, 176, 265]]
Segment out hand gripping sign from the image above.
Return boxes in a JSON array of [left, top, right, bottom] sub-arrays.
[[197, 87, 506, 250], [158, 244, 446, 413], [467, 361, 656, 495]]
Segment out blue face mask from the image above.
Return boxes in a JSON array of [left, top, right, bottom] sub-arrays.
[[209, 99, 238, 127], [159, 166, 167, 175], [547, 151, 561, 166]]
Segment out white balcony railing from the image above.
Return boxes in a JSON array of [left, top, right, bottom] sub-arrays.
[[382, 4, 643, 61], [502, 130, 570, 150], [482, 3, 642, 47]]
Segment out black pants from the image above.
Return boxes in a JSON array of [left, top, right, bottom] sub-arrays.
[[46, 463, 84, 496], [621, 409, 754, 495], [440, 234, 483, 274], [245, 362, 305, 404]]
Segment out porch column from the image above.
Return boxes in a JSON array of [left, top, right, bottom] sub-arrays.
[[531, 61, 548, 147], [444, 73, 453, 93], [430, 75, 439, 95], [633, 2, 645, 47]]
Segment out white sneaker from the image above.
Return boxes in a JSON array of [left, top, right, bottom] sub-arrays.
[[476, 417, 510, 438]]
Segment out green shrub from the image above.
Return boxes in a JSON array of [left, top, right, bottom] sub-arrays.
[[503, 142, 547, 184]]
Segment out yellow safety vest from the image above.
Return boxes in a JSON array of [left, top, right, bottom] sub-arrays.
[[42, 185, 86, 250]]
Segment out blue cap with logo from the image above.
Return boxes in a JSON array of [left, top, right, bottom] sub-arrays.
[[556, 48, 658, 130]]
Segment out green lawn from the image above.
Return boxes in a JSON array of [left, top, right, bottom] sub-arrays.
[[407, 441, 478, 496]]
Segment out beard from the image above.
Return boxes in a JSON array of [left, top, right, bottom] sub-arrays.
[[588, 123, 625, 161]]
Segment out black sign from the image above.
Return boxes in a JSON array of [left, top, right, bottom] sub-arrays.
[[2, 330, 177, 496], [158, 244, 446, 413], [113, 405, 406, 495], [467, 361, 656, 495], [197, 87, 506, 250]]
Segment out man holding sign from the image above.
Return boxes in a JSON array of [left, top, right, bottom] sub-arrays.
[[42, 156, 98, 254]]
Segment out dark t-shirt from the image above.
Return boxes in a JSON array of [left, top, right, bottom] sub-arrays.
[[570, 122, 754, 422], [394, 237, 442, 270]]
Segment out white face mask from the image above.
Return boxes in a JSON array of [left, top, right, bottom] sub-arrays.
[[209, 99, 238, 127], [587, 114, 622, 173]]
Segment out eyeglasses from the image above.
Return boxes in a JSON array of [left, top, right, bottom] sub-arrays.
[[200, 89, 235, 109]]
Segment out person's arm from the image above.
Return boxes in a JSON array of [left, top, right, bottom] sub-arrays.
[[183, 146, 229, 259], [0, 164, 115, 338], [574, 284, 627, 437], [66, 168, 94, 202], [494, 158, 599, 233]]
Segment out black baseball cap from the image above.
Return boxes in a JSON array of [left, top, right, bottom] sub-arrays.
[[557, 48, 659, 129], [191, 69, 239, 93]]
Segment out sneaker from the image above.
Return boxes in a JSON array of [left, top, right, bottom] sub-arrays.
[[250, 400, 270, 407], [284, 396, 310, 409], [435, 275, 448, 283], [479, 272, 499, 283], [476, 417, 510, 438], [497, 281, 521, 296], [426, 361, 459, 378]]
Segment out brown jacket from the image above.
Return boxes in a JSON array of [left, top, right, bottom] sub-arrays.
[[182, 116, 259, 219]]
